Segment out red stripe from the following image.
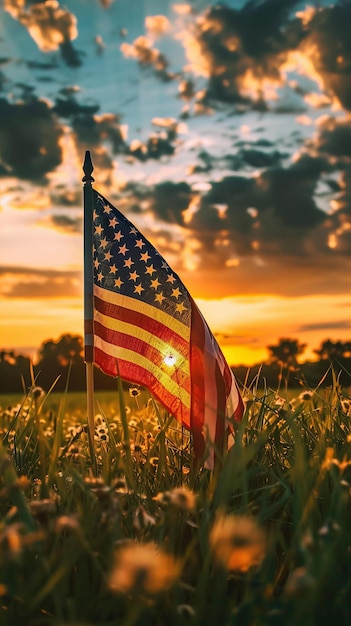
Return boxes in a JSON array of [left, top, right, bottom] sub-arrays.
[[213, 359, 227, 463], [94, 347, 191, 427], [94, 321, 191, 394], [95, 295, 189, 356], [189, 300, 206, 463]]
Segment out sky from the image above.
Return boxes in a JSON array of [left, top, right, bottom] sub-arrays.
[[0, 0, 351, 366]]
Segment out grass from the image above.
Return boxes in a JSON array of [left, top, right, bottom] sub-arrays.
[[0, 377, 351, 625]]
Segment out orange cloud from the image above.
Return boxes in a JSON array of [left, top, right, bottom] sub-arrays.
[[4, 0, 78, 52]]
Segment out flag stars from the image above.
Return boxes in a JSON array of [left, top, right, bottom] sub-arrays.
[[114, 277, 123, 288], [114, 231, 123, 242], [129, 270, 140, 282], [94, 258, 99, 269], [100, 238, 108, 249], [97, 271, 104, 283], [109, 217, 118, 228], [150, 277, 161, 290], [93, 209, 98, 221], [167, 274, 176, 284], [134, 283, 144, 295], [175, 302, 187, 314], [155, 292, 165, 304], [124, 257, 134, 269], [103, 203, 112, 214], [119, 244, 129, 255], [135, 238, 145, 249], [110, 264, 117, 274], [129, 227, 138, 235], [161, 261, 169, 270], [140, 251, 151, 263], [145, 264, 156, 276], [104, 250, 112, 262], [94, 224, 103, 236], [172, 287, 181, 299]]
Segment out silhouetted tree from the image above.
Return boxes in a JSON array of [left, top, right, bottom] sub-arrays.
[[38, 334, 84, 367], [314, 339, 351, 361], [35, 334, 85, 391], [267, 338, 306, 377]]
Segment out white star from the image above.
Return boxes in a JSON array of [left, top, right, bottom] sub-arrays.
[[134, 283, 144, 295], [140, 251, 151, 263], [109, 217, 118, 228], [119, 244, 129, 255], [135, 238, 145, 249], [114, 231, 123, 242]]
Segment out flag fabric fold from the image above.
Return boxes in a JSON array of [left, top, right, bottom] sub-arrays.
[[92, 190, 244, 468]]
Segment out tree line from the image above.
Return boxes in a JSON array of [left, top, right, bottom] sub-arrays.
[[1, 334, 351, 395]]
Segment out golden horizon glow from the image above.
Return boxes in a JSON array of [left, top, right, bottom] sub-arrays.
[[2, 292, 351, 368]]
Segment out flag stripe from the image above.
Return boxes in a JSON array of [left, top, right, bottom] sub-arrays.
[[94, 320, 191, 394], [189, 300, 207, 462], [94, 294, 190, 365], [94, 335, 191, 409], [94, 310, 190, 379], [94, 284, 189, 340], [94, 345, 191, 427]]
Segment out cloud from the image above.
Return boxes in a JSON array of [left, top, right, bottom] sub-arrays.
[[177, 0, 301, 105], [298, 3, 351, 110], [145, 15, 171, 38], [298, 320, 351, 332], [4, 0, 81, 66], [50, 214, 82, 233], [54, 94, 100, 118], [0, 266, 80, 298], [0, 95, 63, 180], [314, 115, 351, 159], [120, 35, 174, 81], [120, 150, 341, 269]]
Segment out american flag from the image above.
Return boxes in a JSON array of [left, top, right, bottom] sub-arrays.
[[92, 190, 244, 468]]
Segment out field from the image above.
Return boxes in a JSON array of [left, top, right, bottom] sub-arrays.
[[0, 378, 351, 625]]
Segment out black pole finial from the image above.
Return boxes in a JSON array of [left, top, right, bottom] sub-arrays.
[[82, 150, 94, 183]]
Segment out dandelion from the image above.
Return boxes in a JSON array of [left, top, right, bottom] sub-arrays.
[[95, 425, 109, 443], [129, 387, 141, 398], [32, 386, 45, 400], [155, 486, 196, 512], [94, 413, 106, 427], [209, 513, 267, 573], [298, 390, 314, 402], [108, 541, 180, 595], [341, 398, 351, 416], [66, 425, 81, 440]]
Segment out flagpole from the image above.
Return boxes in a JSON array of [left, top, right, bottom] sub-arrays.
[[82, 151, 95, 459]]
